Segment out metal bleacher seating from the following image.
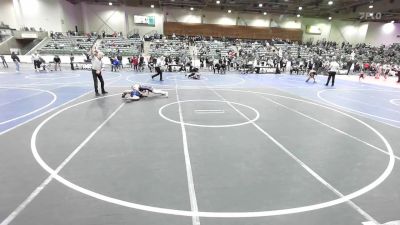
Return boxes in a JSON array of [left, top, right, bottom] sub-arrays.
[[149, 39, 190, 57], [40, 35, 96, 55], [195, 41, 235, 58], [99, 37, 142, 56]]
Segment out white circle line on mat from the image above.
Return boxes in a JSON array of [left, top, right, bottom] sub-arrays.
[[159, 99, 260, 128], [30, 89, 395, 218], [0, 87, 57, 125]]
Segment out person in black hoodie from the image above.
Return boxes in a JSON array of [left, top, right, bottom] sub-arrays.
[[11, 52, 20, 72], [54, 55, 61, 71], [70, 53, 74, 70]]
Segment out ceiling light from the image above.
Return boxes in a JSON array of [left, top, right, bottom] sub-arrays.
[[298, 6, 302, 10], [369, 5, 373, 8], [328, 16, 332, 20], [228, 9, 232, 13], [391, 20, 395, 23], [328, 1, 333, 5], [263, 12, 267, 15], [190, 7, 194, 10], [297, 14, 300, 17], [259, 3, 263, 7], [150, 4, 154, 8], [109, 2, 112, 5], [216, 0, 220, 4], [369, 13, 373, 16]]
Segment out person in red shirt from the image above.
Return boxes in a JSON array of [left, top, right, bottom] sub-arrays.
[[132, 56, 138, 72], [363, 62, 370, 76]]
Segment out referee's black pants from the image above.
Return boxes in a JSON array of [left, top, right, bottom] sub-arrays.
[[326, 71, 336, 86], [152, 67, 163, 81], [91, 69, 105, 93]]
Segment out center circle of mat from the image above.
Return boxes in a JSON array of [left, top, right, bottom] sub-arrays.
[[159, 99, 260, 128], [30, 89, 395, 218]]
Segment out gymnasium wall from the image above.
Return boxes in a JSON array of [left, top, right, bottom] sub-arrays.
[[164, 22, 303, 40], [0, 0, 18, 29], [60, 0, 83, 32], [365, 22, 400, 46], [1, 0, 399, 46], [164, 8, 301, 29]]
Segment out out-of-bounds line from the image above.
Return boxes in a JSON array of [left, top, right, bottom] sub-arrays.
[[209, 88, 379, 224], [0, 87, 57, 125], [0, 74, 123, 136], [175, 83, 201, 225], [390, 99, 400, 106], [331, 95, 400, 115], [0, 89, 49, 108], [0, 90, 92, 136], [261, 96, 400, 161], [0, 98, 125, 225], [317, 89, 400, 129]]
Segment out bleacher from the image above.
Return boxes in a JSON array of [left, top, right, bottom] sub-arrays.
[[99, 37, 142, 56], [40, 36, 96, 55], [195, 41, 235, 58], [149, 39, 190, 57]]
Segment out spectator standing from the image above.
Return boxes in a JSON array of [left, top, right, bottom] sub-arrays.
[[54, 55, 61, 71], [11, 52, 20, 72], [31, 51, 41, 72], [70, 53, 74, 70]]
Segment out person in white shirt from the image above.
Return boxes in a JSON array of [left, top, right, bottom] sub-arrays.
[[325, 58, 340, 87], [31, 51, 41, 72], [91, 52, 108, 96]]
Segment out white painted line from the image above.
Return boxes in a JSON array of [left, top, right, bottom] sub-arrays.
[[159, 100, 259, 128], [209, 89, 379, 223], [27, 89, 395, 218], [25, 73, 81, 79], [363, 221, 379, 225], [332, 95, 400, 115], [317, 89, 400, 127], [174, 83, 200, 225], [0, 73, 122, 136], [194, 110, 225, 114], [0, 97, 124, 225], [261, 96, 400, 161], [126, 74, 245, 88], [0, 87, 57, 125], [390, 99, 400, 106], [0, 90, 91, 136], [0, 90, 47, 108]]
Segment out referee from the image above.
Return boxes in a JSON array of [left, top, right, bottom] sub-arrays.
[[151, 57, 163, 81], [91, 52, 108, 96]]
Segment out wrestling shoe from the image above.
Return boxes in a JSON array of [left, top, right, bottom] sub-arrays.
[[102, 91, 108, 94], [121, 93, 126, 98]]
